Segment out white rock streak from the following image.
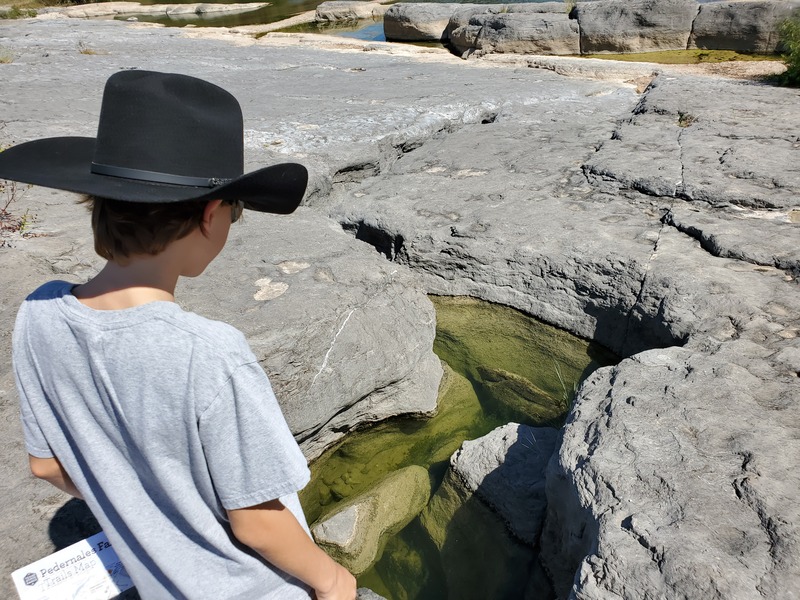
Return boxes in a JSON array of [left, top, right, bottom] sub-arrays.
[[312, 308, 355, 388]]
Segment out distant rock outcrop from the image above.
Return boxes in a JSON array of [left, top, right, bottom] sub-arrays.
[[385, 0, 800, 57]]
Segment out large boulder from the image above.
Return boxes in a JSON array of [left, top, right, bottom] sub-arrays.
[[449, 11, 580, 57], [383, 3, 465, 42], [575, 0, 699, 53], [541, 341, 800, 598], [689, 0, 800, 53], [311, 466, 432, 574]]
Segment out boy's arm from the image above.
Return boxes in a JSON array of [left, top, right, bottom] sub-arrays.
[[28, 455, 83, 499], [227, 499, 356, 600]]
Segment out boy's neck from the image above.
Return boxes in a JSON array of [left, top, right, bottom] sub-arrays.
[[73, 256, 179, 310]]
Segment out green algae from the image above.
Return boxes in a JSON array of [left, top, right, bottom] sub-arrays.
[[300, 295, 618, 598], [580, 49, 781, 64]]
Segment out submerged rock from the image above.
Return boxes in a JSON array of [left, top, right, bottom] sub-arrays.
[[312, 466, 432, 574]]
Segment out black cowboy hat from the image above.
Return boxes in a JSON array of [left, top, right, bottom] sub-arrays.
[[0, 70, 307, 214]]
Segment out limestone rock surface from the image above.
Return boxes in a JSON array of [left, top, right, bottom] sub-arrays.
[[449, 11, 580, 57], [575, 0, 699, 53], [383, 3, 464, 41], [584, 75, 800, 210], [450, 423, 559, 545], [311, 466, 432, 574], [689, 0, 800, 53], [542, 341, 800, 599], [39, 1, 269, 20], [315, 1, 388, 23], [1, 16, 800, 600]]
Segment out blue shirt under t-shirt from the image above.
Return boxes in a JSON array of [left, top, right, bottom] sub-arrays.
[[13, 280, 313, 599]]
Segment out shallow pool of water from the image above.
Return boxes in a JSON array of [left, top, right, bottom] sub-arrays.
[[299, 296, 617, 599]]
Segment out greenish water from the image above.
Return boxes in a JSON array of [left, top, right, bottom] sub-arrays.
[[300, 295, 617, 599]]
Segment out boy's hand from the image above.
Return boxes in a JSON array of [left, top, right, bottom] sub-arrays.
[[315, 561, 356, 600]]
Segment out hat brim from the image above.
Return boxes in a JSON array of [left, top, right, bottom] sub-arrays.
[[0, 137, 307, 214]]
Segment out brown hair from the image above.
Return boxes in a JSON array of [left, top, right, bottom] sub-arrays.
[[81, 195, 209, 261]]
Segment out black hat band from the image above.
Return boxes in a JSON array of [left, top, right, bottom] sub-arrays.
[[91, 162, 233, 188]]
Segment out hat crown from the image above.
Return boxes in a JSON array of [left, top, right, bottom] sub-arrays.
[[93, 71, 244, 181]]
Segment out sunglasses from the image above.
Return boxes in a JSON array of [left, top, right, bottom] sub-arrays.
[[229, 200, 244, 223]]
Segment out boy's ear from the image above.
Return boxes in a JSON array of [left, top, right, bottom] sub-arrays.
[[200, 199, 224, 235], [203, 200, 222, 227]]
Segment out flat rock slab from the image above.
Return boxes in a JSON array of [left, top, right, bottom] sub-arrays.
[[585, 75, 800, 210], [40, 2, 270, 19]]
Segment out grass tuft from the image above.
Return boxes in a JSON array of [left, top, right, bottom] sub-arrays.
[[776, 11, 800, 86]]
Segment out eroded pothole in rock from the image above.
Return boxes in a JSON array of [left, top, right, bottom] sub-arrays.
[[299, 295, 618, 599]]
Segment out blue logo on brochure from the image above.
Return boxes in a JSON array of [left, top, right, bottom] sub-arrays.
[[23, 572, 38, 586]]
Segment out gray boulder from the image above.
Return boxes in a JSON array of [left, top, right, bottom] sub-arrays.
[[450, 423, 559, 545], [689, 0, 800, 53], [575, 0, 699, 53], [178, 208, 443, 459], [541, 341, 800, 599], [449, 11, 580, 57], [356, 589, 387, 600], [315, 1, 388, 23], [383, 3, 464, 42]]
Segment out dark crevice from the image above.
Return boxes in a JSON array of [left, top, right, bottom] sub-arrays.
[[341, 220, 407, 262], [332, 161, 380, 184], [661, 209, 800, 278]]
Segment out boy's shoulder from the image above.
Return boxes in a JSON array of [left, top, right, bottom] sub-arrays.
[[20, 280, 249, 355], [169, 305, 248, 351], [25, 279, 73, 301]]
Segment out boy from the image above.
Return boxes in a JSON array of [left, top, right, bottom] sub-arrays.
[[0, 70, 356, 599]]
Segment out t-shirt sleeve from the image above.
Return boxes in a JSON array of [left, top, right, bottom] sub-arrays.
[[198, 361, 310, 511], [17, 387, 55, 458]]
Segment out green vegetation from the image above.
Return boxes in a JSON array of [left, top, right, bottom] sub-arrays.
[[581, 49, 781, 64], [777, 11, 800, 86], [0, 5, 37, 19], [0, 47, 13, 63], [1, 178, 36, 245], [678, 111, 697, 128]]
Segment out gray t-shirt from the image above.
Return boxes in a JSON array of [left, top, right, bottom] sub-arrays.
[[13, 280, 313, 599]]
